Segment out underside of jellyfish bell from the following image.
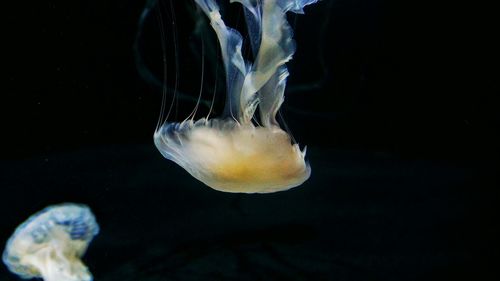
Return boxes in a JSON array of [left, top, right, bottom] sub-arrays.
[[154, 0, 318, 193]]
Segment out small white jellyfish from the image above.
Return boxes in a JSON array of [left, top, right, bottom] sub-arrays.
[[154, 0, 319, 193], [2, 203, 99, 281]]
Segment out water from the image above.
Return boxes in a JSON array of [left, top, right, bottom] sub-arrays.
[[1, 0, 498, 280]]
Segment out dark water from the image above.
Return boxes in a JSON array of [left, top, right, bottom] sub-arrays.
[[0, 146, 497, 280], [2, 0, 498, 280]]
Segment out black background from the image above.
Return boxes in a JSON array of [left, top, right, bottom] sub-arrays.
[[1, 0, 498, 280]]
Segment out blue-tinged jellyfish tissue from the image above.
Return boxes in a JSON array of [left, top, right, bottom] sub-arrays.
[[154, 0, 319, 193], [2, 203, 99, 281]]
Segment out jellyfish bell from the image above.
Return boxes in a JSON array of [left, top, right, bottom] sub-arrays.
[[2, 203, 99, 281], [154, 0, 318, 193], [155, 118, 310, 193]]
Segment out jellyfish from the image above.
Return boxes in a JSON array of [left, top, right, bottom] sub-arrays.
[[2, 203, 99, 281], [154, 0, 319, 193]]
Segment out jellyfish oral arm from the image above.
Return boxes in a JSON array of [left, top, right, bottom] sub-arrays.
[[194, 0, 248, 120], [195, 0, 316, 124], [19, 232, 92, 281]]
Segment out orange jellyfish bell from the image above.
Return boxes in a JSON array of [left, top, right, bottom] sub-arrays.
[[154, 0, 318, 193]]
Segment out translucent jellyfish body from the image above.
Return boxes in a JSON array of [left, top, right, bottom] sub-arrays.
[[2, 203, 99, 281], [154, 0, 318, 193]]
